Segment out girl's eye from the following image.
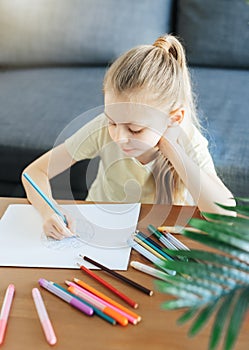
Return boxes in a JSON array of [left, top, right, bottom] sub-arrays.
[[108, 120, 116, 126], [128, 128, 143, 135]]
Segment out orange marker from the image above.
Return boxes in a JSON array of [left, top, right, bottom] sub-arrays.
[[68, 286, 128, 326], [70, 279, 141, 323]]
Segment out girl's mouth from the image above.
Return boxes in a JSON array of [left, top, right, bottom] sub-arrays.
[[121, 148, 136, 153]]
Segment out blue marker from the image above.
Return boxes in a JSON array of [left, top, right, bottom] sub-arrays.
[[23, 172, 68, 225]]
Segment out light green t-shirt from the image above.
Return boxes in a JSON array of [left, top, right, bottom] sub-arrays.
[[65, 113, 216, 204]]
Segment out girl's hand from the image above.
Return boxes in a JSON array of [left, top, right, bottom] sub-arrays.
[[162, 122, 182, 143], [42, 211, 76, 240], [157, 123, 182, 156]]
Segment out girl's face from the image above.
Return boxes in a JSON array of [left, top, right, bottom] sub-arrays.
[[104, 92, 168, 158]]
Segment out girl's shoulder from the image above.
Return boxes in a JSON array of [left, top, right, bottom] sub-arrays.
[[68, 112, 109, 139], [180, 124, 209, 150]]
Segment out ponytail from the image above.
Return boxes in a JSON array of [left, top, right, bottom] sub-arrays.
[[153, 34, 186, 69]]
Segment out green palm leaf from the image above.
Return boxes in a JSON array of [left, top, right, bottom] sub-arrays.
[[156, 198, 249, 350], [209, 293, 234, 350]]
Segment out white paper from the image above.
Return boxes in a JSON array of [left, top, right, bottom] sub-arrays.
[[0, 203, 141, 270]]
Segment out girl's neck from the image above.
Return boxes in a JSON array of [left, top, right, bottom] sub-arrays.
[[135, 147, 159, 165]]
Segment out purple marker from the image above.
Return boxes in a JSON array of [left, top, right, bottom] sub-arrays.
[[38, 279, 94, 316]]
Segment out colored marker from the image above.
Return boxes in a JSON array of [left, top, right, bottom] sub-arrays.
[[133, 235, 169, 261], [127, 237, 176, 276], [135, 231, 175, 260], [0, 284, 15, 345], [38, 279, 93, 316], [66, 280, 139, 325], [68, 286, 128, 326], [52, 282, 116, 325], [157, 226, 184, 234], [81, 255, 154, 296], [147, 224, 178, 250], [130, 261, 170, 281], [162, 232, 190, 251], [72, 278, 141, 322], [77, 264, 138, 308], [32, 288, 57, 345]]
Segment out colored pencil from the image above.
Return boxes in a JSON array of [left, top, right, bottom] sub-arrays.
[[23, 173, 68, 225], [77, 263, 138, 308], [68, 286, 128, 326], [81, 255, 153, 296]]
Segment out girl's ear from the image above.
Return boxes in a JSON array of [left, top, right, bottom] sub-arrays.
[[169, 108, 185, 126]]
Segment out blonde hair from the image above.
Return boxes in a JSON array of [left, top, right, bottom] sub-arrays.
[[103, 34, 199, 204]]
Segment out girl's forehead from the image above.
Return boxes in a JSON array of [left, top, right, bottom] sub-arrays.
[[104, 102, 167, 129]]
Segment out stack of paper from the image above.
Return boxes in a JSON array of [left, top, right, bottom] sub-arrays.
[[0, 203, 141, 270]]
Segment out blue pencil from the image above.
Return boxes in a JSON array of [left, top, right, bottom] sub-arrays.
[[23, 172, 67, 225]]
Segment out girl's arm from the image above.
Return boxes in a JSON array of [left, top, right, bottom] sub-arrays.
[[21, 143, 77, 239], [158, 131, 235, 214]]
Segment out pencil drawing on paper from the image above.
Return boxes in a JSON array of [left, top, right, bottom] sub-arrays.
[[40, 218, 96, 250]]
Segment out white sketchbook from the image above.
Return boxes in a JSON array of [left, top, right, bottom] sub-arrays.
[[0, 203, 141, 270]]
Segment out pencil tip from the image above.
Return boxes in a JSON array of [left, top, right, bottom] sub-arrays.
[[65, 280, 70, 286]]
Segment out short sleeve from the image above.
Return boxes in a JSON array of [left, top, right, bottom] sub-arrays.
[[180, 125, 217, 175], [64, 113, 109, 161]]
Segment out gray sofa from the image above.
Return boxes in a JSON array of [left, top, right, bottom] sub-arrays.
[[0, 0, 248, 200]]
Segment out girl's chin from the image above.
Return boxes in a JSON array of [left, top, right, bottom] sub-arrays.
[[121, 146, 155, 159]]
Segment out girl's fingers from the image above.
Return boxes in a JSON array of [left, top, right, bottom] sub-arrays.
[[43, 214, 75, 239], [52, 214, 75, 237], [48, 230, 64, 240]]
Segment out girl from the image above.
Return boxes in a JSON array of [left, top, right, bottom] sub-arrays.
[[22, 34, 234, 240]]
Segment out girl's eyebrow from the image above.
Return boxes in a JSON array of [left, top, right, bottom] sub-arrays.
[[104, 111, 145, 129], [104, 111, 114, 122], [104, 111, 131, 126]]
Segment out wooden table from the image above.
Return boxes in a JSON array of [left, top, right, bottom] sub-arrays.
[[0, 198, 247, 350]]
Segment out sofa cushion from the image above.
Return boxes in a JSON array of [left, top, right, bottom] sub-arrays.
[[190, 66, 249, 197], [0, 0, 173, 66], [0, 66, 105, 197], [0, 67, 105, 152], [176, 0, 249, 68]]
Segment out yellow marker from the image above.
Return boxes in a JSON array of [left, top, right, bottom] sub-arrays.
[[157, 226, 184, 234]]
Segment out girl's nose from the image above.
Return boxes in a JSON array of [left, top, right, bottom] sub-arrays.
[[113, 125, 129, 143]]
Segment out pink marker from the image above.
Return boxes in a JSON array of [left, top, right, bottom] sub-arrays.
[[0, 284, 15, 345], [32, 288, 57, 345]]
